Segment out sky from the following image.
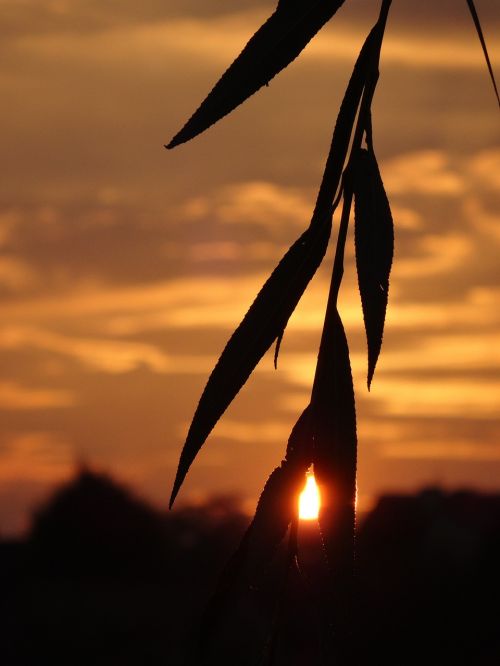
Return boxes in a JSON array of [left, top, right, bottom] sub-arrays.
[[0, 0, 499, 536]]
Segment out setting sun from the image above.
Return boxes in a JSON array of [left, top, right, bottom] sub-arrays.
[[298, 471, 320, 521]]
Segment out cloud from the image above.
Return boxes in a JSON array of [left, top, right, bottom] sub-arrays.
[[0, 382, 76, 410], [283, 329, 500, 382], [0, 327, 170, 373], [0, 1, 268, 39], [382, 149, 500, 197], [181, 181, 314, 228], [2, 0, 498, 63], [381, 441, 500, 461], [1, 270, 498, 345], [0, 325, 244, 375], [382, 151, 465, 196], [373, 150, 500, 300], [311, 28, 500, 70], [21, 14, 497, 72], [0, 276, 261, 325], [0, 209, 21, 247], [468, 149, 500, 191], [394, 232, 472, 278], [370, 332, 500, 374], [275, 322, 500, 420], [209, 419, 292, 444], [0, 256, 37, 291], [388, 205, 422, 230], [186, 240, 284, 263], [371, 377, 500, 419], [0, 431, 73, 482], [464, 196, 500, 242]]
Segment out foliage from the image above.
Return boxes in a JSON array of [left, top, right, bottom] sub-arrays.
[[167, 1, 498, 663]]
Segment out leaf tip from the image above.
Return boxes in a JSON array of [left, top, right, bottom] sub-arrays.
[[169, 471, 184, 509], [166, 125, 192, 149], [367, 358, 376, 390], [165, 137, 179, 150], [274, 329, 284, 370], [169, 487, 178, 510]]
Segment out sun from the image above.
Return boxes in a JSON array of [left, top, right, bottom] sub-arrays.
[[298, 470, 320, 521]]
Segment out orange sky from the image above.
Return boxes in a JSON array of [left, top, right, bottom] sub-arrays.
[[0, 0, 499, 536]]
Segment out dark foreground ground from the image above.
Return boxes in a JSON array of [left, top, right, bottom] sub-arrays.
[[1, 470, 499, 666]]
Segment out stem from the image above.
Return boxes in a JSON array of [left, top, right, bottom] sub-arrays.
[[314, 0, 391, 370], [309, 2, 392, 663]]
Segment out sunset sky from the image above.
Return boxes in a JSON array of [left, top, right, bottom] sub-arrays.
[[0, 0, 499, 535]]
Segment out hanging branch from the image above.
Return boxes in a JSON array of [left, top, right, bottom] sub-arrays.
[[168, 11, 381, 509], [164, 0, 498, 663]]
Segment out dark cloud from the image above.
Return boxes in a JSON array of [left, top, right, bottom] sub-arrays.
[[0, 0, 271, 39], [0, 0, 498, 39]]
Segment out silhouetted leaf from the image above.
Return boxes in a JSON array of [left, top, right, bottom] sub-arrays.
[[304, 22, 380, 227], [271, 27, 377, 371], [167, 0, 346, 148], [312, 310, 357, 558], [207, 409, 311, 602], [223, 461, 304, 586], [353, 147, 394, 389], [226, 409, 310, 580], [169, 224, 330, 507], [191, 411, 312, 664], [169, 26, 383, 506], [466, 0, 500, 107], [223, 409, 310, 586], [273, 328, 284, 369], [311, 308, 357, 662]]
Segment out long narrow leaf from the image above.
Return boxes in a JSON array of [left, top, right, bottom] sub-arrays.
[[311, 308, 357, 663], [169, 224, 330, 507], [353, 147, 394, 389], [466, 0, 500, 107], [272, 26, 378, 369], [167, 0, 346, 148], [169, 26, 379, 506], [311, 24, 378, 226], [210, 409, 311, 605], [312, 310, 357, 558], [226, 408, 311, 585], [191, 411, 312, 664]]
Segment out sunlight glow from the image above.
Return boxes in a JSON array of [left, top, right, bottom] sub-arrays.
[[298, 471, 320, 521]]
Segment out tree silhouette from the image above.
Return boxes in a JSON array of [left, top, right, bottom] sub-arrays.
[[166, 1, 498, 663]]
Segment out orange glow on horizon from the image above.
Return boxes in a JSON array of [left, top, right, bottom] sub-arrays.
[[298, 470, 320, 521]]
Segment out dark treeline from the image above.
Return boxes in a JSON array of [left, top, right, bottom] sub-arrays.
[[1, 469, 499, 665]]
